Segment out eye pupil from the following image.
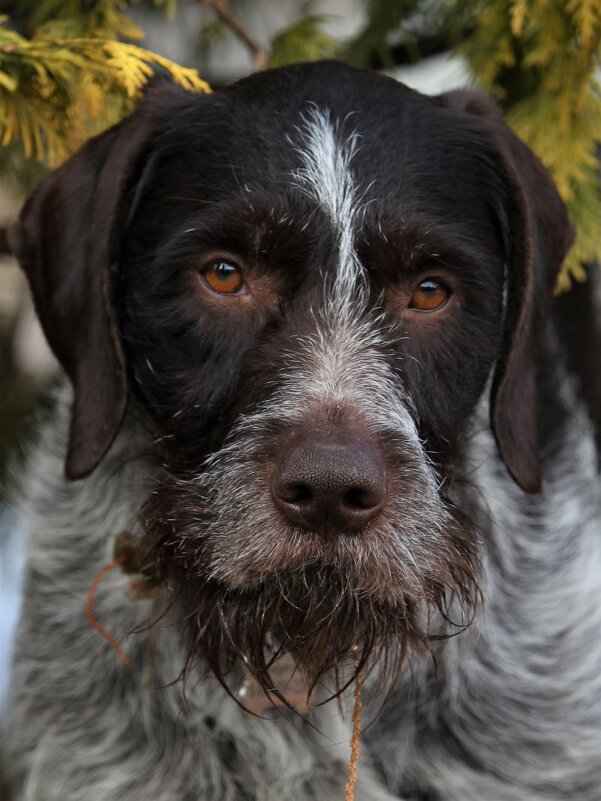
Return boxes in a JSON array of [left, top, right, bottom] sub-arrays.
[[409, 279, 449, 312], [202, 259, 244, 294]]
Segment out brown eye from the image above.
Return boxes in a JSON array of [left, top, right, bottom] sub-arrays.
[[202, 260, 245, 295], [409, 279, 450, 312]]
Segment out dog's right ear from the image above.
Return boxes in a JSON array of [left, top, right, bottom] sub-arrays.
[[9, 85, 189, 480], [436, 90, 574, 493]]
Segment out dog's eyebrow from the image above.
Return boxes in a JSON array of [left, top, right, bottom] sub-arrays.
[[134, 193, 334, 280], [358, 214, 505, 284]]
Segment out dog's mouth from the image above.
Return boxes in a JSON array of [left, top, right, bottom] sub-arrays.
[[207, 527, 431, 605]]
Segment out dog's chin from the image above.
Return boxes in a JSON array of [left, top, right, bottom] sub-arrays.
[[162, 560, 450, 703]]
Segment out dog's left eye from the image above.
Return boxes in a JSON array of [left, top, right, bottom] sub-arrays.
[[201, 260, 245, 295], [409, 279, 450, 312]]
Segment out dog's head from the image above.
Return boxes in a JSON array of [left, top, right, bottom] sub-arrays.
[[12, 62, 573, 698]]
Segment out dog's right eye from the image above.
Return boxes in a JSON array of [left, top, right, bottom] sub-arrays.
[[201, 260, 245, 295]]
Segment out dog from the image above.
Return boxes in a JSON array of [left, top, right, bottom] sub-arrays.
[[3, 60, 601, 800]]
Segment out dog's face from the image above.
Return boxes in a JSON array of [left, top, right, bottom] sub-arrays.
[[13, 62, 573, 698]]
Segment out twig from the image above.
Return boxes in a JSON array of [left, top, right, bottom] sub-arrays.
[[200, 0, 269, 70], [344, 671, 363, 801], [0, 227, 14, 256], [85, 555, 133, 671]]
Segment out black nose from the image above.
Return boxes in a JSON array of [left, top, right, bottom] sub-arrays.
[[271, 435, 387, 534]]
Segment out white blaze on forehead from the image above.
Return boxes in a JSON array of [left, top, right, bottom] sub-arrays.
[[292, 106, 364, 300]]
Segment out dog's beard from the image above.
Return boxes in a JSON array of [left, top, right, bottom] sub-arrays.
[[142, 461, 480, 706], [169, 567, 429, 703]]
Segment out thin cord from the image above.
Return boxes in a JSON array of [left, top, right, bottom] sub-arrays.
[[85, 555, 132, 671], [344, 671, 363, 801]]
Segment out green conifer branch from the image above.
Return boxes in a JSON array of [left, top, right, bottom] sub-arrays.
[[0, 20, 210, 166], [453, 0, 601, 287]]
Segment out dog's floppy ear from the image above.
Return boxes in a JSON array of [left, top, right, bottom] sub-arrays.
[[9, 85, 187, 480], [438, 90, 575, 492]]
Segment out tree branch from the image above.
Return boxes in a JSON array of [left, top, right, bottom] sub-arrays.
[[0, 227, 13, 256], [200, 0, 269, 70]]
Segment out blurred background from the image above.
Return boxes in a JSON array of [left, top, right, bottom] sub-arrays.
[[0, 0, 599, 759]]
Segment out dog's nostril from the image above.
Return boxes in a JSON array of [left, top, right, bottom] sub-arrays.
[[279, 484, 312, 504], [271, 434, 387, 534], [343, 486, 380, 510]]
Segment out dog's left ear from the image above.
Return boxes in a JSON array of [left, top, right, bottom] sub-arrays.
[[437, 90, 575, 493], [9, 85, 189, 480]]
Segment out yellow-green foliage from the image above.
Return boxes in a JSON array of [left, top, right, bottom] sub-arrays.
[[343, 0, 421, 67], [455, 0, 601, 289], [268, 15, 341, 68], [15, 0, 176, 39], [0, 8, 209, 168]]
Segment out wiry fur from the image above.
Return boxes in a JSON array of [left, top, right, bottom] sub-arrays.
[[3, 61, 600, 800]]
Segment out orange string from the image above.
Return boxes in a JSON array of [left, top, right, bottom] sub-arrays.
[[85, 555, 132, 671], [344, 671, 363, 801]]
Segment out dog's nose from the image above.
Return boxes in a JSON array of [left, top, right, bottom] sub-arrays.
[[271, 435, 387, 533]]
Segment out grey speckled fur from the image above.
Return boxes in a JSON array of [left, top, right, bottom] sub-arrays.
[[4, 371, 601, 801]]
